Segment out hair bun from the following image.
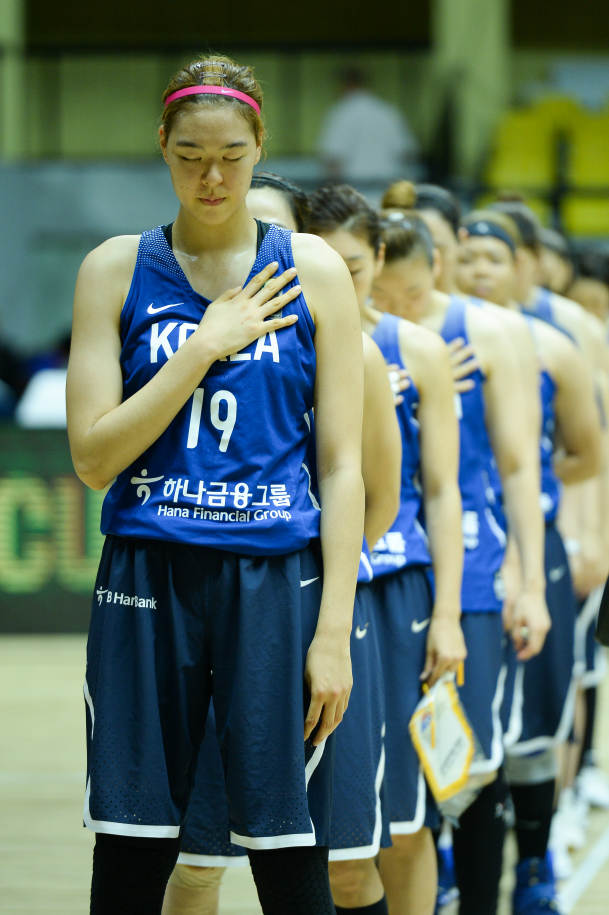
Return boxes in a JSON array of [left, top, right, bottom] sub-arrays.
[[381, 180, 417, 210], [496, 189, 526, 203]]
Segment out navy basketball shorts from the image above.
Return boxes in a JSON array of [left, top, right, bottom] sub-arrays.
[[575, 586, 607, 689], [179, 701, 248, 867], [371, 565, 432, 834], [458, 612, 506, 775], [329, 581, 391, 860], [503, 524, 577, 756], [177, 583, 391, 865], [84, 534, 334, 849]]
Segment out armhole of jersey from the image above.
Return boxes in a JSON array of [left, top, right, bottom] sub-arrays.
[[119, 234, 145, 335], [287, 231, 317, 335]]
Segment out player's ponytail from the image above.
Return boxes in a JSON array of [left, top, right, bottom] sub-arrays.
[[380, 181, 436, 267], [381, 180, 418, 211]]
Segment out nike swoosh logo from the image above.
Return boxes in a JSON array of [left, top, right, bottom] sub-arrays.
[[355, 624, 369, 639], [549, 565, 566, 583], [412, 618, 431, 633], [300, 577, 319, 588], [147, 303, 183, 314]]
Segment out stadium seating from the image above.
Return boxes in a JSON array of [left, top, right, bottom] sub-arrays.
[[486, 96, 609, 236]]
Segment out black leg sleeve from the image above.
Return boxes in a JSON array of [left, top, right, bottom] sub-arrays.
[[248, 846, 336, 915], [90, 833, 182, 915], [511, 780, 555, 862], [453, 773, 509, 915]]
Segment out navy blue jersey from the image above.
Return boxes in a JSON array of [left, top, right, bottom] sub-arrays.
[[539, 367, 560, 523], [101, 225, 321, 555], [523, 286, 554, 326], [523, 287, 575, 344], [440, 298, 506, 612], [370, 314, 431, 576], [523, 316, 561, 523]]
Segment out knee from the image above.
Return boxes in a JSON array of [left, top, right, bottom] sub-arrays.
[[168, 864, 226, 890], [385, 827, 430, 860], [328, 859, 372, 905]]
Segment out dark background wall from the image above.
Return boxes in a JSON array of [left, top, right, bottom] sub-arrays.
[[512, 0, 609, 49], [27, 0, 431, 50]]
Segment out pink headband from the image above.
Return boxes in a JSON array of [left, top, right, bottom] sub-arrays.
[[164, 85, 261, 115]]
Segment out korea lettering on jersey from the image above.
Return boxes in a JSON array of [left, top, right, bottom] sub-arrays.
[[101, 225, 321, 556]]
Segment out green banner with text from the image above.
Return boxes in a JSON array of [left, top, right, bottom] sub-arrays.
[[0, 426, 104, 631]]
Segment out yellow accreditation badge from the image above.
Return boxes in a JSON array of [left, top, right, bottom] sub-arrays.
[[409, 669, 475, 803]]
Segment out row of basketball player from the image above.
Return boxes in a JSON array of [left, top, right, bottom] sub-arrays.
[[66, 55, 609, 915]]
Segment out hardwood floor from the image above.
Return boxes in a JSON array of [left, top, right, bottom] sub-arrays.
[[0, 634, 607, 914]]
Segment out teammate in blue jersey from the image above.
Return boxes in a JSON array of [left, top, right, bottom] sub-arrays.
[[456, 209, 601, 908], [481, 202, 609, 873], [162, 176, 402, 915], [308, 185, 466, 915], [374, 182, 549, 915], [66, 55, 366, 915]]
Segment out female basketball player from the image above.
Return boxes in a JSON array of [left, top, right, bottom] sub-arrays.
[[67, 56, 365, 915], [373, 194, 549, 915], [408, 183, 462, 296], [308, 185, 465, 915], [247, 171, 310, 232], [456, 209, 601, 910], [399, 182, 539, 445], [485, 201, 609, 831], [162, 178, 402, 915]]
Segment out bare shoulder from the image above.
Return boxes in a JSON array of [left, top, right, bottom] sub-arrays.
[[397, 316, 451, 387], [398, 315, 446, 357], [465, 298, 503, 335], [363, 330, 389, 377], [533, 315, 579, 371], [550, 291, 587, 323], [79, 234, 140, 280], [483, 301, 529, 333], [291, 232, 351, 281], [72, 235, 141, 327], [549, 291, 595, 342], [291, 232, 357, 325], [461, 299, 506, 354]]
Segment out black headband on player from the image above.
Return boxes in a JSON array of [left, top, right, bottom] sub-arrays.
[[463, 220, 516, 256]]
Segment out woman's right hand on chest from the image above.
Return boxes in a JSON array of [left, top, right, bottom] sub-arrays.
[[196, 262, 302, 361]]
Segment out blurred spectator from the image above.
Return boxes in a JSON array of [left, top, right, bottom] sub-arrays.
[[569, 250, 609, 324], [539, 228, 574, 296], [319, 67, 419, 183], [15, 331, 71, 429]]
